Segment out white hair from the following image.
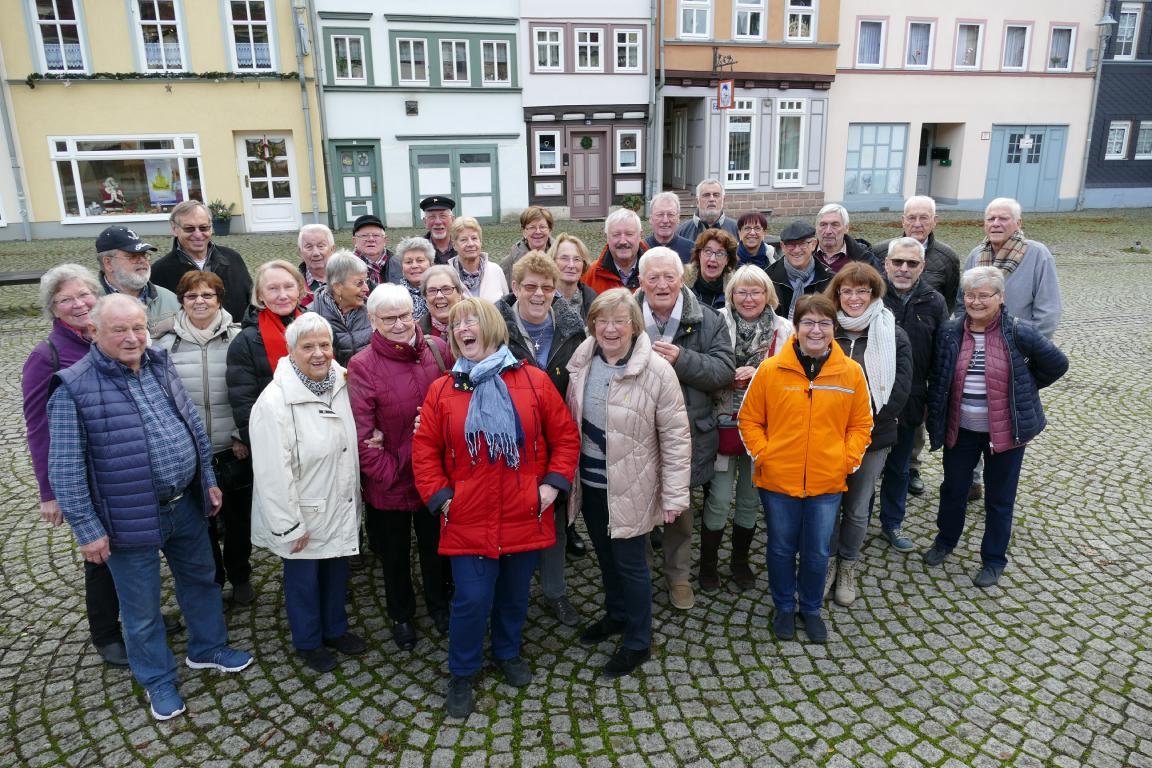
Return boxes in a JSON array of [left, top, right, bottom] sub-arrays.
[[604, 207, 641, 235], [39, 263, 101, 320], [649, 191, 681, 215], [325, 249, 368, 286], [638, 246, 684, 278], [297, 223, 334, 249], [89, 293, 146, 331], [886, 237, 926, 259], [817, 203, 849, 227], [695, 178, 723, 197], [960, 266, 1005, 295], [985, 197, 1022, 221], [903, 196, 937, 215], [285, 312, 333, 350], [367, 282, 414, 316]]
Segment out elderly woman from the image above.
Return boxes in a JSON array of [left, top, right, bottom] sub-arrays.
[[312, 249, 371, 366], [349, 284, 453, 651], [700, 266, 792, 593], [227, 260, 307, 448], [739, 294, 872, 644], [419, 264, 467, 339], [395, 237, 434, 320], [550, 233, 598, 319], [502, 206, 554, 282], [567, 289, 691, 678], [924, 266, 1067, 588], [22, 265, 125, 665], [824, 263, 913, 607], [736, 212, 777, 269], [685, 229, 738, 309], [412, 298, 579, 718], [249, 313, 365, 673], [449, 216, 508, 302], [154, 271, 255, 605], [296, 223, 335, 307]]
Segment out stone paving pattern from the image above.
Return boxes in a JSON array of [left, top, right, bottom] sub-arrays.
[[0, 211, 1149, 767]]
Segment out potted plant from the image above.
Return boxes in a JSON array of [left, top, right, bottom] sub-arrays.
[[207, 199, 235, 236], [620, 194, 645, 214]]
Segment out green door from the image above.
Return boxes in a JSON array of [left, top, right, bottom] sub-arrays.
[[332, 143, 382, 228]]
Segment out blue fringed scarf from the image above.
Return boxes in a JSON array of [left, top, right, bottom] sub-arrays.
[[453, 345, 523, 468]]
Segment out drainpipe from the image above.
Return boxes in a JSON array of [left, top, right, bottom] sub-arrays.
[[646, 0, 660, 207], [302, 0, 337, 228], [293, 0, 321, 223], [0, 61, 32, 241], [1076, 2, 1119, 211]]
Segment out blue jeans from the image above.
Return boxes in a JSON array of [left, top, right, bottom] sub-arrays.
[[582, 484, 652, 651], [879, 423, 918, 532], [105, 494, 228, 690], [282, 557, 350, 650], [761, 490, 841, 615], [448, 550, 540, 677], [935, 428, 1026, 570]]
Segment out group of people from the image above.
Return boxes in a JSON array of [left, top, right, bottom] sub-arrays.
[[23, 186, 1067, 720]]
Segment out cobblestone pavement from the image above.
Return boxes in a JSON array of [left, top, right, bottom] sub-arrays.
[[1, 212, 1150, 766]]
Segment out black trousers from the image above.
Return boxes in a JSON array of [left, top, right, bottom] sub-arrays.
[[208, 450, 253, 588], [581, 484, 653, 651], [364, 504, 451, 623], [84, 560, 122, 646]]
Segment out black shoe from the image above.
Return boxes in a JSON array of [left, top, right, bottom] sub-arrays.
[[163, 613, 183, 635], [297, 646, 338, 673], [565, 525, 587, 557], [323, 631, 367, 655], [94, 639, 129, 667], [922, 544, 950, 567], [601, 647, 650, 679], [495, 656, 532, 687], [431, 608, 450, 636], [908, 469, 925, 496], [231, 581, 255, 606], [772, 610, 795, 641], [392, 621, 417, 651], [800, 612, 828, 644], [649, 526, 664, 552], [579, 616, 626, 646], [445, 675, 474, 718], [547, 596, 580, 627]]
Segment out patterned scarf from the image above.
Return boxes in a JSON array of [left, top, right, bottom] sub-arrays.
[[782, 257, 815, 319], [733, 312, 779, 368], [404, 279, 429, 319], [453, 345, 523, 468], [977, 229, 1028, 275], [289, 356, 337, 397], [451, 254, 487, 296]]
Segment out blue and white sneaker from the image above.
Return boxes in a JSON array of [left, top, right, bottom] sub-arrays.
[[185, 646, 254, 673], [146, 682, 186, 721]]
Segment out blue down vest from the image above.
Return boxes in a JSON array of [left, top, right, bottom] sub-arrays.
[[53, 347, 211, 548]]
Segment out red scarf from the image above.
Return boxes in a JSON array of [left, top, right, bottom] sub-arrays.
[[258, 307, 301, 373]]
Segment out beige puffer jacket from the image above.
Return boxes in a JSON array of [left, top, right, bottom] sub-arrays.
[[565, 333, 692, 539]]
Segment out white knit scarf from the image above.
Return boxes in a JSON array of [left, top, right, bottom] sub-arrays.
[[836, 300, 896, 412]]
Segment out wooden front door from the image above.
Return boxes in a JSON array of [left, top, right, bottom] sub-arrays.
[[569, 131, 608, 219]]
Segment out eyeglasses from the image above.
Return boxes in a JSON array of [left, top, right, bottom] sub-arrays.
[[179, 225, 212, 234], [700, 248, 727, 260], [798, 319, 834, 330], [782, 241, 813, 250], [887, 258, 923, 268], [733, 289, 765, 300], [594, 317, 632, 328], [355, 232, 385, 240], [740, 225, 764, 233], [450, 316, 480, 330], [54, 289, 96, 308], [963, 291, 1000, 303], [426, 285, 458, 297], [376, 311, 413, 326], [114, 253, 151, 263], [517, 283, 555, 295], [838, 288, 873, 297], [183, 292, 217, 302], [555, 255, 584, 265]]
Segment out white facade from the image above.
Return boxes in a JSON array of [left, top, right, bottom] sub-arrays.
[[0, 46, 24, 237], [827, 0, 1099, 212]]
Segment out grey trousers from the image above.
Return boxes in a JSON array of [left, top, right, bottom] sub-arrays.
[[662, 504, 695, 584], [537, 502, 567, 600], [831, 448, 890, 562]]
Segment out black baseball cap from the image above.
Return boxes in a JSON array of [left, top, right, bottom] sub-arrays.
[[419, 195, 456, 212], [95, 226, 158, 254], [779, 221, 816, 242], [352, 214, 385, 234]]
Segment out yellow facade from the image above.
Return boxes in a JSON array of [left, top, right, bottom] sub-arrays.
[[2, 0, 325, 234]]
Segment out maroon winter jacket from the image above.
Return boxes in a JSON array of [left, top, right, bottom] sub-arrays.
[[348, 327, 452, 510]]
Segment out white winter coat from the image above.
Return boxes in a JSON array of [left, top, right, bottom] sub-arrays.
[[249, 358, 360, 559]]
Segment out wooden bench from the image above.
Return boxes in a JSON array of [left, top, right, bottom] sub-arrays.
[[0, 270, 47, 287]]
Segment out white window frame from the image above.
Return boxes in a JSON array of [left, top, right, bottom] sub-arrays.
[[856, 19, 885, 68], [1105, 121, 1131, 160], [133, 0, 186, 72], [330, 33, 367, 84], [906, 20, 934, 69], [227, 0, 275, 72], [397, 38, 428, 85], [680, 0, 711, 40], [575, 28, 604, 73], [439, 39, 469, 84], [1002, 24, 1031, 71], [955, 22, 984, 69], [785, 0, 816, 43], [615, 129, 643, 173], [1135, 121, 1152, 160], [533, 27, 563, 72], [614, 29, 642, 73], [47, 133, 202, 223], [734, 0, 765, 40], [1046, 25, 1075, 72], [774, 99, 806, 187], [534, 131, 561, 175], [1115, 3, 1141, 60], [32, 0, 89, 73], [481, 40, 510, 86]]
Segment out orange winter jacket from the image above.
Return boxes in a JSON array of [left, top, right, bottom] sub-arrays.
[[738, 341, 873, 497]]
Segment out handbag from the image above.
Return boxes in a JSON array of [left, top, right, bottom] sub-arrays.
[[212, 449, 253, 491], [716, 414, 744, 456]]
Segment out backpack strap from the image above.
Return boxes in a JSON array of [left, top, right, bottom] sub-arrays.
[[46, 339, 60, 372], [426, 338, 447, 374]]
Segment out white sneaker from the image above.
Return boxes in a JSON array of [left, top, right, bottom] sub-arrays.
[[834, 559, 858, 607]]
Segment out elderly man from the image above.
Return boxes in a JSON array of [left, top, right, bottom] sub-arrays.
[[47, 294, 253, 722], [96, 225, 179, 336], [583, 208, 649, 294], [874, 196, 960, 313], [814, 203, 880, 274], [351, 214, 401, 287], [635, 247, 735, 609], [767, 221, 835, 319], [152, 201, 253, 319], [421, 196, 457, 264], [876, 238, 949, 550], [676, 179, 740, 241], [645, 192, 695, 264]]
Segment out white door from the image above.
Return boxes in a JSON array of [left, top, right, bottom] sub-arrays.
[[237, 134, 300, 232]]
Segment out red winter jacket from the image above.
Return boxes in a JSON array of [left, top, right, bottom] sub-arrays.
[[348, 327, 452, 511], [412, 361, 580, 558]]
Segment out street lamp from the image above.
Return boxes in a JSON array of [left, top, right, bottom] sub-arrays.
[[1076, 10, 1119, 211]]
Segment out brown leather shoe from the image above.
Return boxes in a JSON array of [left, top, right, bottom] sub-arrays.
[[669, 581, 694, 610]]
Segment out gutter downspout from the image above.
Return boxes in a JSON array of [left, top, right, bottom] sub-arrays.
[[651, 0, 666, 204], [302, 0, 336, 229], [645, 0, 660, 210], [1076, 0, 1114, 211], [0, 59, 32, 241], [292, 0, 321, 223]]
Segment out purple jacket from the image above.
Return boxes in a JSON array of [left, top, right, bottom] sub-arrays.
[[347, 327, 452, 511], [22, 320, 91, 502]]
